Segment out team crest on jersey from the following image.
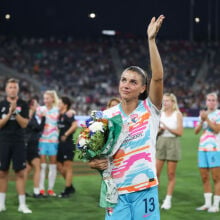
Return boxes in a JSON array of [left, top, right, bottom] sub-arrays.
[[130, 114, 138, 123]]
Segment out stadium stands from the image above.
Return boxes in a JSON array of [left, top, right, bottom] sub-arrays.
[[0, 37, 219, 116]]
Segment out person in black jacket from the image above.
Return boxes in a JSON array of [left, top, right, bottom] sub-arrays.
[[0, 78, 32, 213], [25, 97, 46, 198]]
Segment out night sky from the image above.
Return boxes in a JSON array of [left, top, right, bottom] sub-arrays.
[[0, 0, 219, 41]]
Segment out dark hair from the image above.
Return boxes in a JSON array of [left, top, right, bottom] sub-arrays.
[[123, 66, 149, 100], [28, 98, 35, 107], [28, 96, 39, 107], [61, 96, 72, 110], [32, 95, 39, 103]]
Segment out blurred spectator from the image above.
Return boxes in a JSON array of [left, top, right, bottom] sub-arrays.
[[0, 37, 219, 115]]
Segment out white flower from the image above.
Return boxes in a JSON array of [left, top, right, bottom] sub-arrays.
[[89, 122, 104, 132], [79, 137, 87, 146]]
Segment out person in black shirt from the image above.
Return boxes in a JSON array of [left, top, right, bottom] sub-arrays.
[[25, 97, 46, 198], [57, 96, 77, 198], [0, 78, 32, 213]]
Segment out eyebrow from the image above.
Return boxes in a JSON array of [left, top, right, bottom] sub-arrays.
[[121, 76, 138, 82], [130, 79, 137, 83]]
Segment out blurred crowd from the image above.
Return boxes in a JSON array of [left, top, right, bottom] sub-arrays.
[[0, 36, 219, 116]]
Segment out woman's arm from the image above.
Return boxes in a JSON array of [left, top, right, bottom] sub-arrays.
[[200, 110, 220, 133], [206, 118, 220, 133], [148, 15, 165, 109], [194, 121, 203, 134], [61, 120, 78, 142]]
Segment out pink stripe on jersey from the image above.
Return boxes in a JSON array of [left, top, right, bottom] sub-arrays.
[[143, 99, 151, 112], [200, 134, 216, 142], [42, 127, 58, 136], [130, 124, 147, 136], [38, 106, 59, 143], [112, 151, 152, 179]]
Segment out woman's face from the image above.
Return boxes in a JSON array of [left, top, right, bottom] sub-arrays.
[[58, 99, 65, 111], [43, 94, 54, 107], [30, 99, 38, 111], [119, 70, 146, 101], [206, 95, 217, 110], [163, 96, 173, 110]]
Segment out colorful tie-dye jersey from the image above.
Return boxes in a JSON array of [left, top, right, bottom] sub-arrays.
[[37, 106, 59, 143], [103, 98, 160, 195], [198, 109, 220, 151]]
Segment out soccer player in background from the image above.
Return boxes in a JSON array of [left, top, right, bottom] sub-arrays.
[[195, 92, 220, 213], [37, 90, 59, 196], [0, 78, 32, 213], [25, 97, 46, 198], [57, 96, 78, 198]]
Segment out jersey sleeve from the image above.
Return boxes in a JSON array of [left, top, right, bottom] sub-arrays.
[[103, 105, 120, 119], [145, 98, 161, 118], [64, 113, 75, 124]]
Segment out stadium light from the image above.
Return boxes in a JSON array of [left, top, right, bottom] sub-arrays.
[[88, 13, 96, 19], [5, 14, 11, 20], [194, 17, 200, 23], [101, 30, 116, 36]]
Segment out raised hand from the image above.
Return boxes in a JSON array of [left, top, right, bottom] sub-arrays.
[[160, 121, 167, 130], [200, 110, 208, 121], [147, 15, 165, 40]]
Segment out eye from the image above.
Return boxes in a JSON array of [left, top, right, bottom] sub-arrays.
[[130, 80, 137, 85], [121, 77, 126, 82]]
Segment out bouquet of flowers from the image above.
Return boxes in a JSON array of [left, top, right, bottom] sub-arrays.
[[77, 110, 128, 208], [77, 111, 109, 160]]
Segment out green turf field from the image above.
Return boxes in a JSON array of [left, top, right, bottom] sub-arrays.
[[0, 128, 219, 220]]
